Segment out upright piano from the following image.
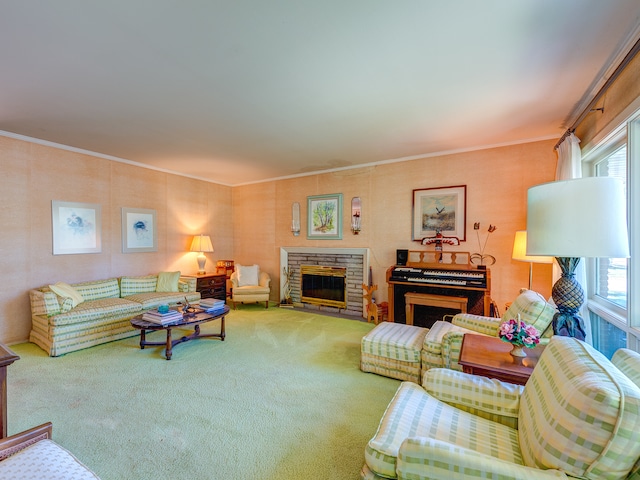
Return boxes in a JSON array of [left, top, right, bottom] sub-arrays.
[[387, 250, 492, 326]]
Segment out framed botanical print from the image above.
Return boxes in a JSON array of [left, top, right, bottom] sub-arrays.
[[307, 193, 343, 240]]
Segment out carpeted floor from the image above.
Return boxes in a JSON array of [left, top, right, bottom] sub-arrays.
[[7, 305, 400, 479]]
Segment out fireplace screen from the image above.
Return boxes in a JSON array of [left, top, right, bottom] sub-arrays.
[[300, 265, 347, 309]]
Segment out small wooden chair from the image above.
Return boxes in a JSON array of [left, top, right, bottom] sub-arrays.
[[362, 284, 388, 325]]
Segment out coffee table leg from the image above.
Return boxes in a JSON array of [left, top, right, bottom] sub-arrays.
[[165, 327, 173, 360], [221, 315, 226, 340], [139, 330, 146, 349]]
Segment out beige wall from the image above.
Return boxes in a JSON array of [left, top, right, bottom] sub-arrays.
[[233, 139, 558, 313], [0, 134, 556, 345], [0, 136, 233, 344]]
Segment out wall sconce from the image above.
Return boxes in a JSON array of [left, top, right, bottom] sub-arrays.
[[351, 197, 361, 234], [291, 202, 301, 236], [189, 234, 214, 274]]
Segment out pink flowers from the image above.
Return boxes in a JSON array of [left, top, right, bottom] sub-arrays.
[[499, 315, 540, 348]]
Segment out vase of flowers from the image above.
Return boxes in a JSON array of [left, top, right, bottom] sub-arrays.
[[499, 314, 540, 357]]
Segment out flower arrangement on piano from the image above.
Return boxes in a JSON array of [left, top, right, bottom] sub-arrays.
[[499, 314, 540, 357], [470, 222, 497, 267]]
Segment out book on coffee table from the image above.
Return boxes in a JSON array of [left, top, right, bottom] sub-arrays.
[[142, 310, 183, 325]]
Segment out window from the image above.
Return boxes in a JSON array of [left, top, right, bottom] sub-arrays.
[[584, 113, 639, 357]]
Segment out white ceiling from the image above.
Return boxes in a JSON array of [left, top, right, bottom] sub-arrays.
[[1, 1, 640, 186]]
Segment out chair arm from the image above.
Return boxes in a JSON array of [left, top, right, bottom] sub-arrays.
[[0, 423, 52, 461], [259, 272, 271, 288], [397, 437, 568, 479], [423, 369, 523, 428], [451, 313, 501, 336], [230, 272, 239, 289]]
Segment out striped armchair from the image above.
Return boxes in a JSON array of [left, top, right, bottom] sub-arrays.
[[421, 289, 556, 373], [362, 336, 640, 479]]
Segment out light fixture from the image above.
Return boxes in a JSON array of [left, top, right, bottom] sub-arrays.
[[351, 197, 361, 234], [189, 234, 214, 274], [291, 202, 300, 236], [511, 230, 553, 290], [527, 177, 629, 340]]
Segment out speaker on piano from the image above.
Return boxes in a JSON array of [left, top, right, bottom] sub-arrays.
[[396, 249, 409, 266]]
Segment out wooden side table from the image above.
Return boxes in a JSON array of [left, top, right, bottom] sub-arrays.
[[184, 273, 226, 302], [458, 334, 544, 385]]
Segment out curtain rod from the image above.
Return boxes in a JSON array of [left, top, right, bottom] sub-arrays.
[[554, 35, 640, 150]]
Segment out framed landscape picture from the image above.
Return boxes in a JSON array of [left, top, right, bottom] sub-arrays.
[[52, 201, 102, 255], [307, 193, 343, 240], [122, 207, 157, 253], [412, 185, 466, 242]]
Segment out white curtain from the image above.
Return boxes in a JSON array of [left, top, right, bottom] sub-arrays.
[[554, 132, 592, 343]]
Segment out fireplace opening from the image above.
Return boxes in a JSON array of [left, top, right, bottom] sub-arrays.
[[300, 265, 347, 309]]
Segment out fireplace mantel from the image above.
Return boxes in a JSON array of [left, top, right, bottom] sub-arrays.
[[280, 247, 370, 317]]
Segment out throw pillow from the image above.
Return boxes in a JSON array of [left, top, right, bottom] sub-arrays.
[[156, 271, 181, 292], [237, 264, 259, 286], [49, 282, 84, 308]]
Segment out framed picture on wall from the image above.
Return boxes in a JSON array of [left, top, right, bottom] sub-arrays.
[[121, 207, 157, 253], [412, 185, 466, 242], [52, 200, 102, 255], [307, 193, 343, 240]]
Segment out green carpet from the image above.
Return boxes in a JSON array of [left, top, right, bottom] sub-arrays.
[[7, 306, 400, 479]]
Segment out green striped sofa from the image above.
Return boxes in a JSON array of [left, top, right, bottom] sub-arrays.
[[29, 274, 200, 356], [362, 336, 640, 480]]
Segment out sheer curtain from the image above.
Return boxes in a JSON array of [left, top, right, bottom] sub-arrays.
[[554, 132, 592, 343]]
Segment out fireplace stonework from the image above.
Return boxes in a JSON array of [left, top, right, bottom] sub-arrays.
[[280, 247, 369, 317]]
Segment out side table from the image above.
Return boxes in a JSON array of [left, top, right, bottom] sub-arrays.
[[183, 273, 226, 301], [458, 334, 545, 385]]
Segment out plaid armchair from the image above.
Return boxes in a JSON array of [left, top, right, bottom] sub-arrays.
[[362, 336, 640, 479], [421, 289, 555, 373]]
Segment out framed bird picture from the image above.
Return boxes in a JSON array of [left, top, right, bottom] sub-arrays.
[[412, 185, 466, 242]]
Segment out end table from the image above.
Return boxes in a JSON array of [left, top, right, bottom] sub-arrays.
[[458, 334, 545, 385]]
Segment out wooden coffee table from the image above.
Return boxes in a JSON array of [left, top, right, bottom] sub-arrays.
[[458, 333, 545, 385], [130, 305, 229, 360]]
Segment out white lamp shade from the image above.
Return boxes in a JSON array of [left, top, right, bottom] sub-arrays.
[[527, 177, 629, 258], [190, 234, 214, 253], [511, 230, 553, 263]]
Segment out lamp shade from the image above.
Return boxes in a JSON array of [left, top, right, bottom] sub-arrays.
[[189, 234, 214, 253], [527, 177, 629, 258], [511, 231, 553, 264]]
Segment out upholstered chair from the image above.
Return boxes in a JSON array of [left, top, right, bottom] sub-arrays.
[[362, 336, 640, 479], [230, 264, 271, 309], [421, 289, 555, 373]]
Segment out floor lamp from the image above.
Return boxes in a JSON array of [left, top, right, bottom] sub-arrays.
[[511, 230, 553, 291], [526, 177, 629, 341]]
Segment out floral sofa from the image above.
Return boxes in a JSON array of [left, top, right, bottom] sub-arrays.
[[362, 336, 640, 479], [29, 273, 201, 356]]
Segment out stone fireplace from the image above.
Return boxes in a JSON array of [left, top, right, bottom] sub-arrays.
[[280, 247, 369, 317]]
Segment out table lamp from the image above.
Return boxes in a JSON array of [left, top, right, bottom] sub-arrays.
[[526, 177, 629, 340], [511, 230, 553, 290], [190, 234, 214, 274]]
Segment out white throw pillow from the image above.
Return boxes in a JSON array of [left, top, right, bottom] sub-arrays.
[[237, 264, 259, 286], [49, 282, 84, 308]]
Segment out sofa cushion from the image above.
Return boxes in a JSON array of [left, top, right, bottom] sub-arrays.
[[237, 264, 259, 286], [612, 348, 640, 389], [123, 291, 200, 309], [156, 271, 180, 292], [519, 336, 640, 479], [365, 381, 522, 479], [73, 278, 121, 302], [49, 298, 142, 327], [0, 439, 100, 479], [49, 282, 84, 308], [120, 275, 158, 296]]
